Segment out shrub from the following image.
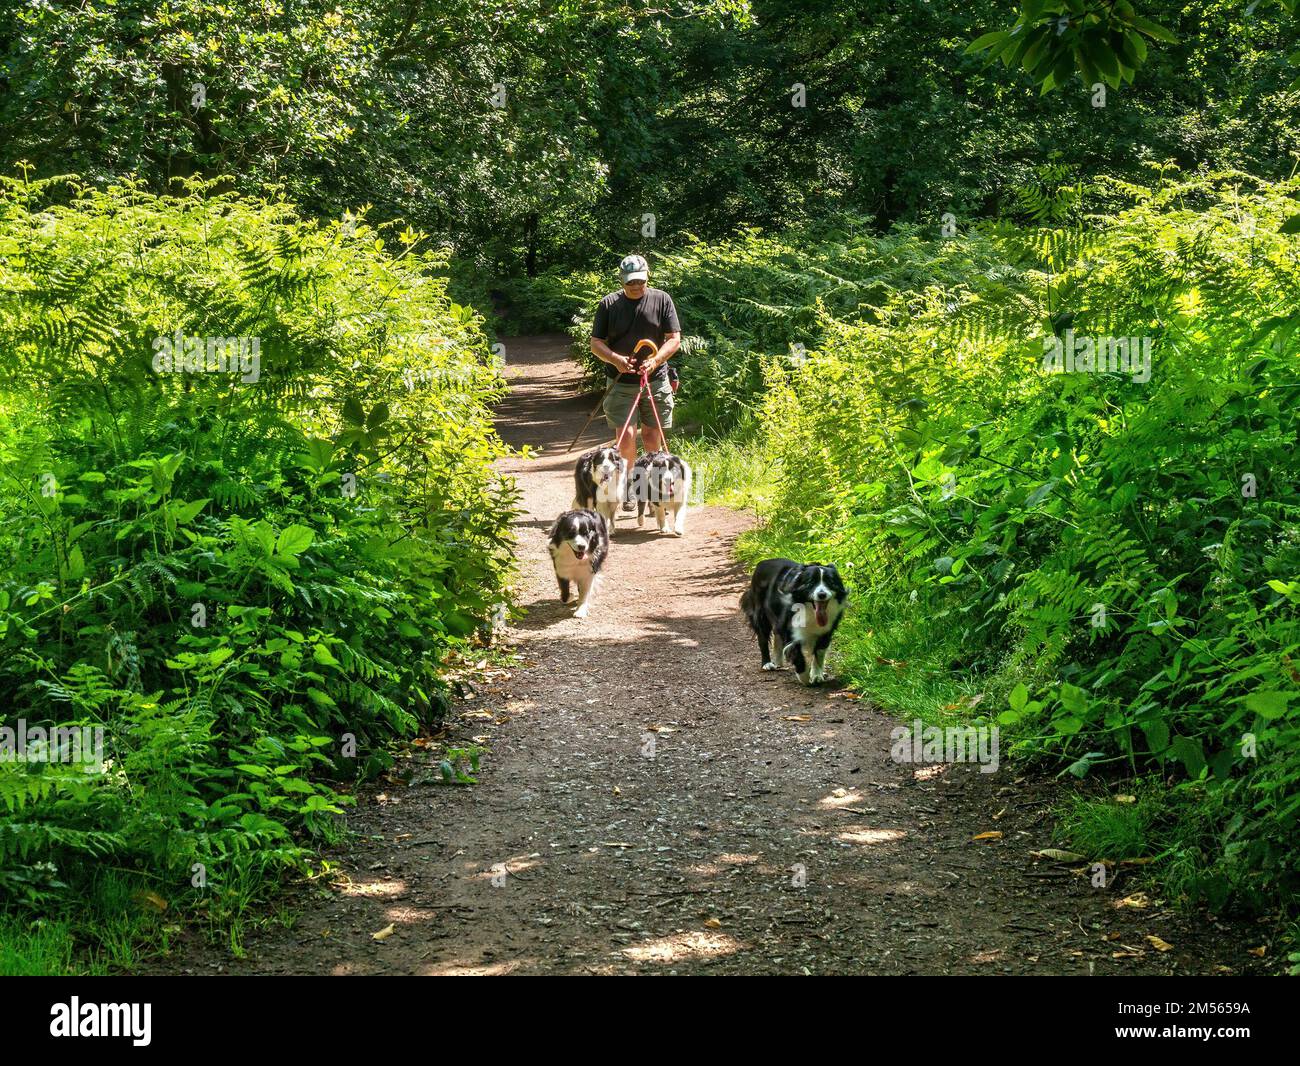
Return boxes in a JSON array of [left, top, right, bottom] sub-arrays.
[[0, 173, 516, 945]]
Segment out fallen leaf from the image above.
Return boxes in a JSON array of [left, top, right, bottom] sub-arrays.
[[1114, 794, 1137, 804], [599, 841, 634, 849], [1146, 935, 1174, 952], [135, 890, 168, 913], [703, 918, 721, 929], [612, 786, 622, 796], [1247, 945, 1267, 957], [372, 924, 395, 941], [1112, 950, 1143, 959], [1115, 892, 1150, 910], [1031, 848, 1084, 861], [971, 831, 1003, 842], [991, 806, 1007, 820], [782, 714, 812, 722]]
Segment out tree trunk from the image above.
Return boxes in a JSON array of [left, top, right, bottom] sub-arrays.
[[524, 212, 539, 277]]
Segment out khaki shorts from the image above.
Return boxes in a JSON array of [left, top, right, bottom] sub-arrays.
[[603, 377, 674, 434]]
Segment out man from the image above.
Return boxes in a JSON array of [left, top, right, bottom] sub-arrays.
[[590, 253, 682, 511]]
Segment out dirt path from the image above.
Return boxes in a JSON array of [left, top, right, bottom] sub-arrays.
[[155, 334, 1268, 975]]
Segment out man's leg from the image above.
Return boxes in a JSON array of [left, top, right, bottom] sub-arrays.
[[639, 377, 673, 454], [616, 421, 638, 470], [617, 428, 638, 511], [641, 424, 663, 454]]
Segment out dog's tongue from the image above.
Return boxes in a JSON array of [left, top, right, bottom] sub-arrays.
[[815, 603, 828, 626]]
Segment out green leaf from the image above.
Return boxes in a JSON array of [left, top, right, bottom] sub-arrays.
[[1245, 689, 1290, 720], [1142, 718, 1170, 754], [1025, 478, 1058, 507], [1127, 14, 1177, 43], [172, 497, 211, 524], [1059, 682, 1088, 714], [1064, 751, 1104, 778], [1170, 734, 1206, 778], [966, 31, 1010, 55], [275, 524, 315, 556]]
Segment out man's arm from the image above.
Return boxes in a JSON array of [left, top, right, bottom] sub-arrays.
[[648, 292, 683, 370], [591, 336, 632, 374], [648, 332, 681, 371], [590, 298, 632, 374]]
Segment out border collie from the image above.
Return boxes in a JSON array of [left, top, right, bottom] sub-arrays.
[[631, 450, 691, 536], [573, 446, 628, 536], [547, 509, 609, 619], [740, 559, 848, 684]]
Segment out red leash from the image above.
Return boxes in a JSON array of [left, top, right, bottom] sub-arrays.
[[614, 340, 666, 451]]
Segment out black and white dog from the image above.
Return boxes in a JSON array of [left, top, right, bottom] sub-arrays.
[[547, 509, 609, 619], [631, 450, 692, 536], [741, 559, 848, 684], [573, 445, 628, 536]]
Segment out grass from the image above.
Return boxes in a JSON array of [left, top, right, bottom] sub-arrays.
[[833, 610, 991, 728], [1058, 788, 1161, 863], [0, 916, 90, 975], [676, 418, 779, 512]]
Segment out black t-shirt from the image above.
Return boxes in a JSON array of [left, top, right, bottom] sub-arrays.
[[591, 288, 681, 383]]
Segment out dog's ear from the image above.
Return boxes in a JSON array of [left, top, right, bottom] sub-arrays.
[[824, 565, 847, 595]]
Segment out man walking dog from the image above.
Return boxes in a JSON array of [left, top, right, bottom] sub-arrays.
[[590, 253, 681, 511]]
